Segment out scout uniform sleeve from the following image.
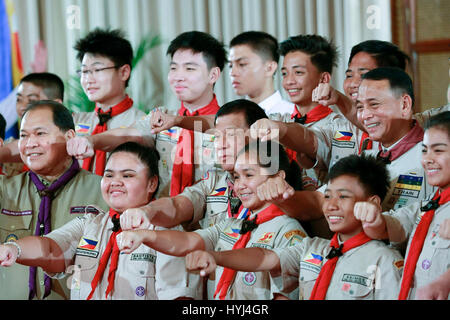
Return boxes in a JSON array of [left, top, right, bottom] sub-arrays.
[[131, 113, 156, 147], [383, 200, 423, 244], [44, 214, 92, 277], [155, 225, 203, 300], [271, 241, 307, 295], [371, 246, 404, 300], [194, 220, 224, 251], [180, 171, 216, 227]]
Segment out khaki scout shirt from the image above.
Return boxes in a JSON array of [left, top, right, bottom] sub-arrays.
[[133, 110, 216, 199], [0, 168, 108, 300], [272, 236, 404, 300], [363, 143, 437, 211], [383, 197, 450, 299], [270, 107, 344, 188], [195, 214, 307, 300], [45, 211, 171, 300]]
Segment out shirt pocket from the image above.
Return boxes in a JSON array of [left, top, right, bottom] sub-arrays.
[[71, 256, 98, 300], [299, 268, 319, 300], [429, 236, 450, 275], [339, 280, 374, 300], [0, 211, 33, 240], [124, 251, 157, 300]]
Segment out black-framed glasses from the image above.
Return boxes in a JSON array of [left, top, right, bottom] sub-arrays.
[[76, 66, 119, 78]]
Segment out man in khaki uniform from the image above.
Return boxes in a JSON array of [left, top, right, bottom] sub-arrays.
[[0, 101, 107, 300]]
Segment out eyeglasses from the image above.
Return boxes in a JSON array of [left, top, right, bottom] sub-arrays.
[[76, 66, 118, 78]]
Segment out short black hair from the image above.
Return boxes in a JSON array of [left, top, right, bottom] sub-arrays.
[[166, 31, 227, 71], [279, 34, 338, 74], [215, 99, 268, 128], [238, 139, 302, 191], [328, 154, 390, 201], [108, 141, 160, 196], [349, 40, 410, 71], [230, 31, 279, 63], [20, 72, 64, 101], [74, 28, 133, 87], [362, 67, 415, 108], [425, 110, 450, 139], [0, 113, 6, 140], [22, 100, 75, 132]]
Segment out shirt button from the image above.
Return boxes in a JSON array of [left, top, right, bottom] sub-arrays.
[[40, 280, 45, 286], [140, 271, 145, 275], [10, 226, 15, 230]]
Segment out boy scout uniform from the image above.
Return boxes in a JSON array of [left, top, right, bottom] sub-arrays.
[[413, 104, 449, 128], [45, 211, 161, 300], [133, 108, 216, 198], [195, 214, 307, 300], [363, 143, 437, 211], [0, 168, 108, 300], [73, 107, 146, 172], [272, 236, 404, 300], [383, 197, 450, 299]]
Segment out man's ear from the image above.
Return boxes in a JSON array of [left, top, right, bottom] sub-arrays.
[[64, 129, 76, 140], [320, 72, 331, 84], [209, 67, 221, 85], [265, 60, 278, 77], [147, 175, 159, 196], [400, 93, 413, 118], [118, 64, 132, 83], [367, 194, 381, 206]]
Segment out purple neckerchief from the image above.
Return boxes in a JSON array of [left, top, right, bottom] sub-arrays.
[[28, 158, 80, 300]]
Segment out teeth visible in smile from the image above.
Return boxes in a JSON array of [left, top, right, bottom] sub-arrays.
[[351, 93, 358, 97], [328, 216, 343, 220], [288, 89, 299, 93], [366, 123, 379, 128], [427, 169, 439, 173]]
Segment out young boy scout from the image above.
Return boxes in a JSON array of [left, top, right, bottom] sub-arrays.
[[228, 31, 294, 115], [72, 28, 146, 176], [67, 31, 227, 198], [0, 101, 108, 300], [185, 154, 405, 300]]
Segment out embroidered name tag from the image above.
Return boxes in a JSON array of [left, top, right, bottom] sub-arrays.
[[1, 209, 32, 216], [130, 253, 156, 263], [342, 273, 371, 287], [70, 206, 100, 215]]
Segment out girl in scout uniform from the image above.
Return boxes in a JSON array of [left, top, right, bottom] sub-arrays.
[[0, 142, 190, 300], [354, 111, 450, 300], [185, 154, 405, 300], [117, 140, 308, 300]]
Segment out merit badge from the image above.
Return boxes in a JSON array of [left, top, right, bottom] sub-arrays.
[[421, 259, 431, 270], [5, 234, 18, 243]]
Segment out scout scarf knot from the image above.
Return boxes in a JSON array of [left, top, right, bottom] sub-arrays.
[[309, 231, 372, 300], [28, 158, 80, 300], [398, 187, 450, 300], [290, 104, 333, 125], [87, 209, 123, 300], [82, 95, 134, 176], [376, 121, 424, 165], [214, 204, 285, 300], [170, 95, 220, 197]]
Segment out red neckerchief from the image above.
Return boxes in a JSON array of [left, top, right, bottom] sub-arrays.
[[169, 95, 220, 196], [377, 121, 424, 164], [309, 231, 372, 300], [87, 208, 122, 300], [398, 187, 450, 300], [358, 131, 373, 154], [82, 95, 134, 176], [287, 104, 333, 163], [214, 204, 285, 300]]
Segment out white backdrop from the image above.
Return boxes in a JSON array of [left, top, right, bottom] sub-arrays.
[[12, 0, 391, 112]]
